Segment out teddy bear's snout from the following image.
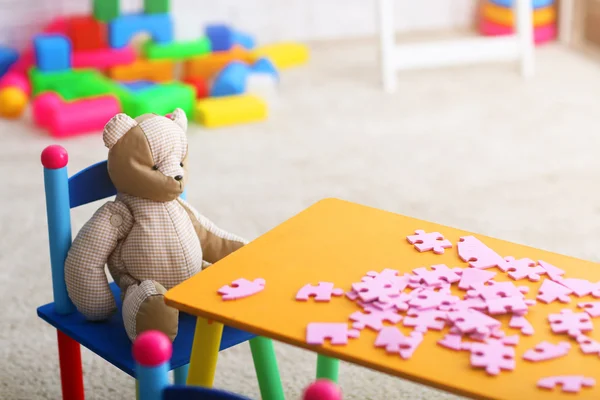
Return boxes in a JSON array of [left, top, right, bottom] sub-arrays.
[[174, 175, 183, 181]]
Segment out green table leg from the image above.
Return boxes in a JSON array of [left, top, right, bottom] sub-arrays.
[[316, 354, 339, 382], [249, 336, 285, 400]]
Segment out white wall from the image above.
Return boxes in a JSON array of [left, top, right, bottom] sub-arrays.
[[0, 0, 478, 49]]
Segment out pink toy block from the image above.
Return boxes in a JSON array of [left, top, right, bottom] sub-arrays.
[[349, 308, 402, 331], [406, 229, 452, 254], [486, 296, 529, 315], [467, 281, 528, 301], [217, 278, 266, 300], [32, 92, 121, 138], [537, 260, 565, 281], [306, 323, 360, 345], [72, 47, 136, 69], [576, 335, 600, 355], [457, 236, 504, 269], [523, 341, 571, 362], [296, 282, 344, 302], [437, 334, 466, 351], [537, 278, 572, 303], [352, 276, 404, 303], [408, 288, 459, 311], [509, 315, 534, 335], [537, 376, 596, 393], [501, 257, 546, 281], [410, 264, 463, 286], [554, 278, 595, 297], [402, 309, 447, 333], [447, 309, 501, 335], [457, 268, 496, 290], [464, 339, 516, 376], [578, 301, 600, 317], [374, 327, 424, 359], [548, 309, 593, 338]]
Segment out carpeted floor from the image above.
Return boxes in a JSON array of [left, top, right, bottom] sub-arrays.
[[3, 37, 600, 400]]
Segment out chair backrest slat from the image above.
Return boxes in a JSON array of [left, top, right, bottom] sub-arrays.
[[69, 160, 117, 209]]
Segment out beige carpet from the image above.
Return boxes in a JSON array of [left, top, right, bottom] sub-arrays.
[[3, 37, 600, 400]]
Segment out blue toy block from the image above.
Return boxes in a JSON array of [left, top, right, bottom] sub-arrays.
[[109, 14, 173, 49], [252, 57, 278, 80], [205, 24, 233, 52], [0, 46, 18, 78], [491, 0, 554, 8], [120, 80, 157, 93], [232, 31, 255, 50], [210, 61, 250, 97], [34, 34, 71, 72]]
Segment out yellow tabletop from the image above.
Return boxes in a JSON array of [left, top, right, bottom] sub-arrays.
[[165, 198, 600, 400]]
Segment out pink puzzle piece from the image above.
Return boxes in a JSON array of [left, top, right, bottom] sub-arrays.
[[523, 341, 571, 362], [509, 315, 534, 335], [217, 278, 266, 300], [457, 268, 496, 290], [406, 229, 453, 254], [437, 334, 466, 351], [411, 264, 463, 286], [554, 278, 595, 297], [345, 290, 359, 301], [457, 236, 505, 269], [537, 376, 596, 393], [502, 257, 546, 281], [296, 282, 344, 302], [374, 327, 424, 359], [576, 335, 600, 355], [537, 260, 565, 281], [578, 301, 600, 317], [447, 309, 501, 335], [537, 278, 572, 304], [548, 309, 593, 338], [439, 297, 487, 312], [372, 292, 412, 312], [349, 308, 402, 331], [468, 281, 529, 301], [408, 288, 459, 311], [486, 296, 529, 315], [306, 323, 360, 345], [403, 309, 448, 333], [352, 276, 404, 303], [464, 339, 516, 376]]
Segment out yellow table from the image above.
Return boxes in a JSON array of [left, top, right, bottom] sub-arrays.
[[165, 198, 600, 400]]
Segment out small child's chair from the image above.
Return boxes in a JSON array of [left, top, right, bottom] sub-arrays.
[[36, 145, 265, 399]]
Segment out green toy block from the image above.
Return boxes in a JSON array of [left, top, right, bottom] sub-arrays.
[[125, 83, 194, 118], [94, 0, 119, 22], [142, 37, 211, 60], [144, 0, 169, 14]]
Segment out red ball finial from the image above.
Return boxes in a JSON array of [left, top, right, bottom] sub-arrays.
[[303, 379, 343, 400], [132, 330, 173, 367], [41, 145, 68, 169]]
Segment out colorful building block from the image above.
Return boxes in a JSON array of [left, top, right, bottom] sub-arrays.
[[194, 95, 267, 128], [7, 49, 34, 75], [210, 61, 250, 97], [43, 17, 70, 35], [126, 82, 194, 118], [144, 0, 170, 14], [0, 71, 31, 95], [142, 37, 211, 60], [120, 80, 156, 93], [184, 45, 253, 80], [252, 57, 278, 79], [72, 47, 136, 69], [33, 34, 71, 72], [233, 31, 256, 50], [0, 47, 19, 78], [109, 14, 173, 49], [108, 58, 174, 82], [205, 24, 234, 51], [93, 0, 119, 23], [252, 42, 309, 69], [182, 77, 209, 99], [68, 16, 108, 51]]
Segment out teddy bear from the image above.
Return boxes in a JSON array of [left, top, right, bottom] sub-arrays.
[[64, 108, 247, 342]]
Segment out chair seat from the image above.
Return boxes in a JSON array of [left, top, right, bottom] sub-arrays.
[[37, 282, 255, 377]]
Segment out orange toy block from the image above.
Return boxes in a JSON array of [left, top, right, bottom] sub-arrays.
[[183, 45, 254, 80], [68, 16, 108, 51], [108, 59, 175, 82]]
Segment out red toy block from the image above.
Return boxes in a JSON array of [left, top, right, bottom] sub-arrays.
[[68, 16, 108, 51], [183, 77, 209, 99]]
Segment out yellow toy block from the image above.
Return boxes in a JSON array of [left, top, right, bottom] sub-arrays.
[[108, 58, 175, 82], [194, 95, 267, 128], [183, 45, 253, 80], [482, 1, 556, 27], [252, 42, 309, 69]]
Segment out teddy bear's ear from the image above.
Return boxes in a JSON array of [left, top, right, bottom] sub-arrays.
[[103, 113, 138, 149], [169, 108, 188, 132]]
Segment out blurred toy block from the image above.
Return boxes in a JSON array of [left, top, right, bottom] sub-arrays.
[[182, 77, 209, 99], [194, 95, 267, 128], [68, 16, 108, 51], [205, 24, 234, 51], [33, 92, 121, 137], [94, 0, 119, 23], [43, 17, 70, 35], [126, 82, 194, 117], [142, 37, 211, 60], [183, 45, 252, 80], [34, 34, 71, 72], [120, 80, 157, 93], [210, 61, 250, 97], [252, 57, 278, 79], [233, 31, 256, 50], [109, 14, 173, 49], [108, 58, 174, 82], [73, 47, 136, 69], [252, 42, 309, 69], [144, 0, 170, 14], [0, 47, 19, 78]]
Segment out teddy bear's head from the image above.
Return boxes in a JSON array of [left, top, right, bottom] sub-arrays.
[[103, 108, 189, 202]]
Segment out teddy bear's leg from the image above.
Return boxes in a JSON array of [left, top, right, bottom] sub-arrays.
[[122, 280, 179, 341]]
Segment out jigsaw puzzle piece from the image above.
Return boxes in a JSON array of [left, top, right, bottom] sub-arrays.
[[576, 335, 600, 355], [502, 257, 546, 281], [352, 276, 404, 303], [372, 292, 411, 312], [486, 296, 529, 315], [374, 326, 424, 359], [578, 301, 600, 318], [408, 288, 459, 311], [349, 308, 402, 331], [403, 309, 448, 333], [523, 341, 571, 362], [406, 229, 453, 254], [296, 282, 344, 302], [217, 278, 266, 300], [437, 333, 467, 351], [447, 309, 501, 335], [468, 281, 528, 301], [537, 260, 565, 281], [466, 340, 516, 376], [305, 323, 360, 345], [554, 278, 596, 297], [537, 278, 572, 304], [537, 376, 596, 393], [509, 315, 534, 335], [457, 268, 496, 290], [457, 236, 505, 269], [548, 309, 593, 338], [439, 297, 487, 312], [411, 264, 463, 286]]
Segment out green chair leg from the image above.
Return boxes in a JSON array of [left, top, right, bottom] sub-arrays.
[[249, 336, 285, 400], [316, 354, 339, 382]]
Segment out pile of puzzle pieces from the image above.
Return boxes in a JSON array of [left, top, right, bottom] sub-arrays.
[[0, 0, 309, 137], [218, 230, 600, 395]]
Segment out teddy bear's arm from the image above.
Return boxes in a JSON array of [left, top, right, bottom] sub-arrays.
[[65, 201, 133, 320], [177, 199, 248, 265]]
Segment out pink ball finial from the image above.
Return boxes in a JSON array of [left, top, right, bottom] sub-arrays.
[[303, 379, 342, 400], [132, 330, 173, 367], [41, 145, 68, 169]]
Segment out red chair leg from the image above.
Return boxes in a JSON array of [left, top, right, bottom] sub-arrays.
[[57, 330, 85, 400]]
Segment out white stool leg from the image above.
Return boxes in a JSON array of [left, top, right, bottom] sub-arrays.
[[514, 0, 535, 77], [377, 0, 397, 93]]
